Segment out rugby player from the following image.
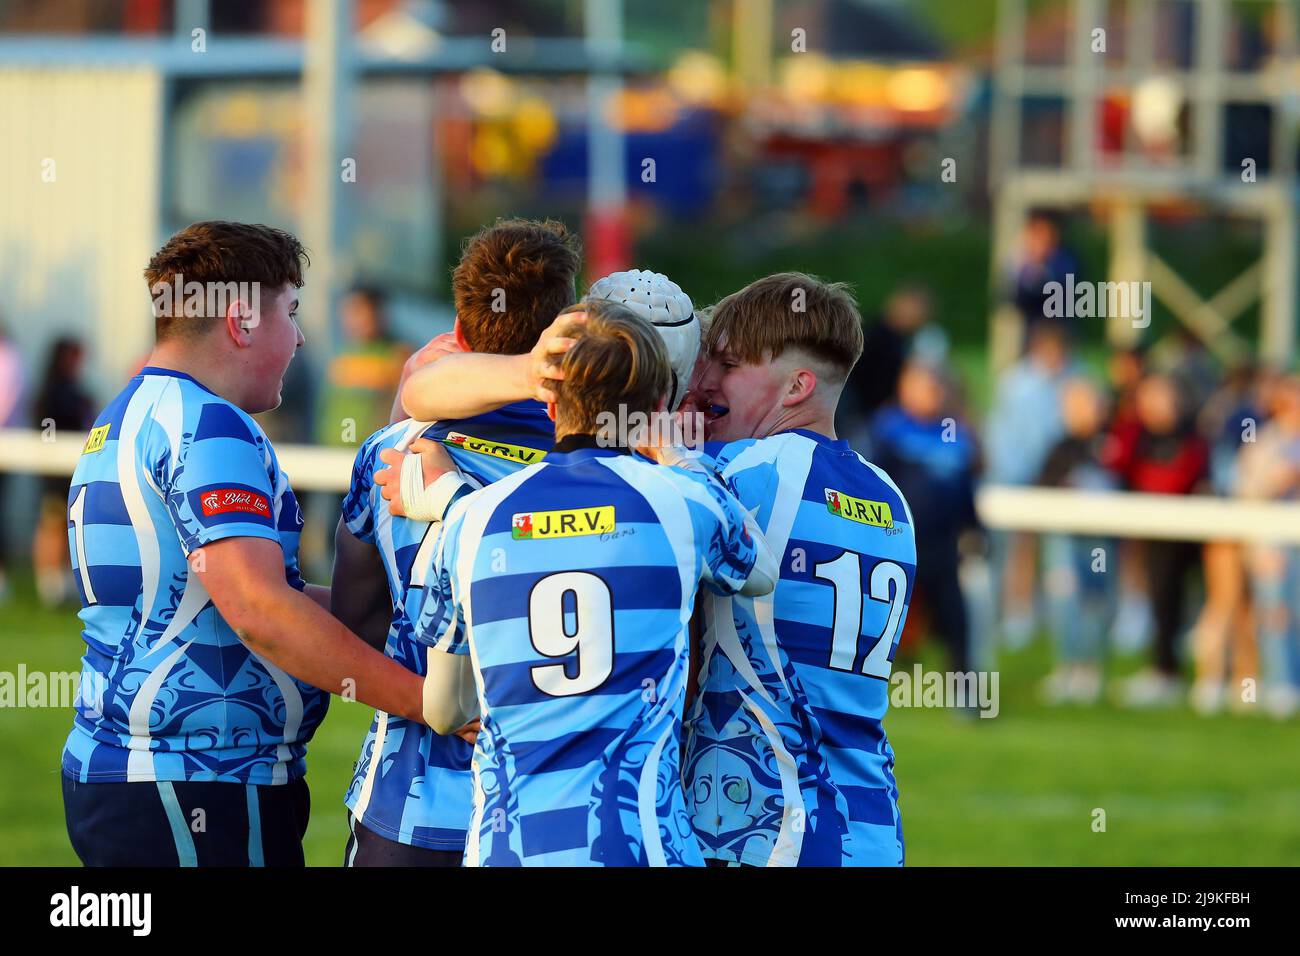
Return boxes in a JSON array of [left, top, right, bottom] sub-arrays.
[[331, 218, 579, 866], [62, 221, 434, 867], [685, 273, 917, 866], [411, 301, 777, 865]]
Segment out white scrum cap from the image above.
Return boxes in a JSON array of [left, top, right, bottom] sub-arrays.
[[585, 269, 701, 411]]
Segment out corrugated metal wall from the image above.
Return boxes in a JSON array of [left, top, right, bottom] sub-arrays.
[[0, 67, 162, 403]]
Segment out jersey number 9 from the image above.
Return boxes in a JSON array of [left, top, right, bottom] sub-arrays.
[[528, 571, 615, 697]]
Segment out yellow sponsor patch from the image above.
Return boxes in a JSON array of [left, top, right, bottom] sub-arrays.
[[82, 424, 111, 455], [512, 505, 615, 540], [442, 431, 546, 466], [824, 488, 893, 528]]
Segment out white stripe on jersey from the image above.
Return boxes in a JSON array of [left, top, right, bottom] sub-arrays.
[[117, 377, 166, 648], [638, 718, 675, 867], [351, 710, 389, 819], [736, 686, 804, 866], [258, 655, 306, 786], [722, 434, 816, 701], [713, 433, 818, 866], [157, 376, 184, 460], [126, 639, 194, 780], [443, 464, 539, 868], [117, 377, 175, 781]]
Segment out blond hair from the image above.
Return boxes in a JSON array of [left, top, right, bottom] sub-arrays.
[[705, 272, 864, 379]]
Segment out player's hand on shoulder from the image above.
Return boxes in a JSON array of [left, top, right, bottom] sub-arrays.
[[527, 310, 586, 404], [375, 439, 456, 517]]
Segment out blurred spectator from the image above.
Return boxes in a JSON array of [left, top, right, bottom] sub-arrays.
[[1188, 364, 1263, 714], [838, 284, 934, 444], [1037, 378, 1116, 705], [302, 285, 411, 580], [0, 324, 22, 426], [1105, 344, 1154, 653], [985, 319, 1074, 647], [315, 285, 410, 448], [1152, 327, 1220, 417], [31, 337, 94, 607], [1009, 211, 1080, 335], [1106, 345, 1147, 433], [1235, 374, 1300, 718], [1106, 373, 1209, 707], [869, 358, 980, 673], [0, 322, 26, 603]]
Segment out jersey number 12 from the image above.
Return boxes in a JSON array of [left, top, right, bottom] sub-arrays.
[[814, 552, 906, 680]]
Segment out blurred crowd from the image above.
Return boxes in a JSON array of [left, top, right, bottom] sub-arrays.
[[837, 218, 1300, 720]]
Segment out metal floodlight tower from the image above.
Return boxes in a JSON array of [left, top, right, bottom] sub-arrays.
[[989, 0, 1300, 371]]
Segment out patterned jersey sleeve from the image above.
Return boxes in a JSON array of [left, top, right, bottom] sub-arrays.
[[341, 430, 385, 544], [411, 499, 469, 655], [163, 403, 281, 554], [676, 466, 760, 596]]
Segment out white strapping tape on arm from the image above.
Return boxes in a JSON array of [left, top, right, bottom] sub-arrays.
[[399, 453, 479, 523]]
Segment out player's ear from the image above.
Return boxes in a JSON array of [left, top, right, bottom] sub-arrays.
[[453, 316, 471, 353], [783, 367, 818, 407], [224, 298, 256, 349]]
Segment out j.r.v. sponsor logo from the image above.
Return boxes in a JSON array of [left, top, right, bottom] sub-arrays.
[[512, 506, 615, 539], [50, 886, 151, 936], [82, 424, 111, 455], [824, 488, 893, 529], [444, 431, 546, 465]]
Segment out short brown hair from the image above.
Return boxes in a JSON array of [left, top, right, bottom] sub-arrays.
[[453, 218, 581, 355], [705, 272, 864, 379], [549, 300, 671, 438], [144, 221, 308, 341]]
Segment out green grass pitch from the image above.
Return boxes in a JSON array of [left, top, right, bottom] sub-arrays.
[[3, 584, 1297, 866]]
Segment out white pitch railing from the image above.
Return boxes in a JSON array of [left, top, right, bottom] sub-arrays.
[[0, 427, 353, 493], [5, 427, 1300, 542], [975, 485, 1300, 545]]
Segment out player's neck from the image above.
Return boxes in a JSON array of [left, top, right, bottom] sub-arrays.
[[145, 341, 245, 408], [762, 404, 837, 441]]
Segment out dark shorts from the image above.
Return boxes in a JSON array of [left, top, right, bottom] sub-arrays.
[[344, 815, 463, 867], [63, 774, 311, 867]]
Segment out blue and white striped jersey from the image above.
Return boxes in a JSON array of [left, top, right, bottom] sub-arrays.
[[62, 367, 328, 785], [413, 443, 758, 866], [343, 402, 554, 851], [684, 429, 916, 866]]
